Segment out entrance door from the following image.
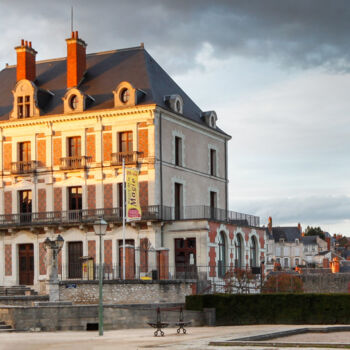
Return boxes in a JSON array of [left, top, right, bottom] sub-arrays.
[[68, 241, 83, 278], [175, 238, 196, 278], [19, 244, 34, 285]]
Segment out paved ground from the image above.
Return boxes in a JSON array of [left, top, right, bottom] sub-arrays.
[[0, 325, 349, 350]]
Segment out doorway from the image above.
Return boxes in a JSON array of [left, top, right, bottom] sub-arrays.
[[68, 241, 83, 278], [174, 238, 196, 278], [18, 244, 34, 285]]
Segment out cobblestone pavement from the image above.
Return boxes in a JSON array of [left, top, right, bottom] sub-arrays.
[[0, 325, 348, 350]]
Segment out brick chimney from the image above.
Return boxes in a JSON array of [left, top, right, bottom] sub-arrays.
[[66, 31, 87, 88], [268, 216, 272, 233], [15, 39, 37, 82], [297, 222, 302, 233]]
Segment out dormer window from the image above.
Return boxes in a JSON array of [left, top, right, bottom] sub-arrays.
[[69, 95, 79, 110], [10, 80, 40, 119], [63, 88, 89, 114], [114, 81, 144, 108], [120, 88, 130, 104], [201, 111, 217, 129], [164, 94, 183, 114]]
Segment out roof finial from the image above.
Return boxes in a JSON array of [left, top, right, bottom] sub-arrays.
[[71, 6, 74, 34]]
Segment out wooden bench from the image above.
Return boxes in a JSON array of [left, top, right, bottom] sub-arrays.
[[147, 307, 191, 336]]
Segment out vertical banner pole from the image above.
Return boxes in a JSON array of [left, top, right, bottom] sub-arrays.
[[122, 157, 126, 280]]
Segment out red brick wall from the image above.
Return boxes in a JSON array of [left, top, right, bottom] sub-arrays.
[[38, 189, 46, 212], [86, 134, 96, 162], [37, 139, 46, 166], [104, 184, 113, 209], [88, 240, 96, 262], [39, 242, 47, 275], [138, 128, 148, 157], [139, 181, 148, 208], [4, 191, 12, 215], [103, 133, 112, 161], [67, 37, 86, 88], [209, 247, 216, 277], [87, 185, 96, 210], [3, 143, 12, 171], [53, 138, 62, 166], [5, 244, 12, 276], [16, 49, 36, 81], [104, 239, 112, 268], [53, 188, 62, 212]]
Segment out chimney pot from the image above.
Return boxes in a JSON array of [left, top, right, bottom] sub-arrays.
[[15, 39, 37, 81], [66, 31, 87, 88]]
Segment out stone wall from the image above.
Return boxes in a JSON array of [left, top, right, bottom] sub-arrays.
[[0, 304, 212, 331], [59, 280, 194, 304], [301, 273, 350, 293], [0, 295, 49, 306]]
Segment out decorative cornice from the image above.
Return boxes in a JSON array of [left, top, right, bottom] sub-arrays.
[[0, 104, 157, 129]]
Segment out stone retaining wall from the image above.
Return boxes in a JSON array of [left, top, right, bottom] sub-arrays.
[[0, 295, 49, 306], [59, 280, 194, 304], [0, 303, 213, 331], [301, 273, 350, 293]]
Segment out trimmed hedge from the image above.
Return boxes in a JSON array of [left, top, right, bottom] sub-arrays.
[[186, 293, 350, 325]]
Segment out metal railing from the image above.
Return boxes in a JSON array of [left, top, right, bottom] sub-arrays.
[[58, 263, 265, 294], [111, 151, 141, 165], [11, 161, 38, 174], [0, 205, 260, 228], [60, 156, 92, 170]]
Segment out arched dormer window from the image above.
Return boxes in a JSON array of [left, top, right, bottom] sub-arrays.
[[113, 81, 144, 108], [218, 231, 227, 278], [164, 94, 183, 114], [63, 88, 88, 114], [201, 111, 217, 129], [10, 80, 40, 119]]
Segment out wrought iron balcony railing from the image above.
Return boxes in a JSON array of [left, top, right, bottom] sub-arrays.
[[111, 151, 141, 166], [11, 161, 38, 174], [0, 206, 260, 228], [60, 156, 92, 170]]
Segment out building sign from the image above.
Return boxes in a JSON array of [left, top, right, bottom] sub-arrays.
[[126, 169, 142, 221]]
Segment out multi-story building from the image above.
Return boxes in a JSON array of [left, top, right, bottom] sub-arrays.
[[266, 217, 328, 271], [0, 32, 265, 292]]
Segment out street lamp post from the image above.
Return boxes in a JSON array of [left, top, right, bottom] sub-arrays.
[[94, 218, 108, 336]]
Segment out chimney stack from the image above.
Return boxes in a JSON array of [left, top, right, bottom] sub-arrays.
[[268, 216, 272, 233], [297, 222, 302, 233], [15, 39, 37, 82], [66, 31, 87, 88]]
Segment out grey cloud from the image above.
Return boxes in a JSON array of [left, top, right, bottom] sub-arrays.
[[233, 195, 350, 227], [2, 0, 350, 73]]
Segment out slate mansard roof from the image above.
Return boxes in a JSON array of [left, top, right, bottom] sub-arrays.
[[270, 227, 302, 243], [0, 45, 227, 135]]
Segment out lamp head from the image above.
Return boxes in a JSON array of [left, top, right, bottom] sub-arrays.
[[93, 218, 108, 236]]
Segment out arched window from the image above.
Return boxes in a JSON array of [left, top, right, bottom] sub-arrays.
[[218, 232, 226, 278], [250, 236, 258, 268], [235, 234, 243, 268]]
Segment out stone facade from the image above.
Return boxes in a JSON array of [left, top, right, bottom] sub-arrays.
[[58, 280, 193, 304]]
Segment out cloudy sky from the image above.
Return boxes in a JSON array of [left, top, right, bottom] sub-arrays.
[[0, 0, 349, 234]]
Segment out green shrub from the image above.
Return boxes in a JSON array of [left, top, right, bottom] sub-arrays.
[[186, 293, 350, 325]]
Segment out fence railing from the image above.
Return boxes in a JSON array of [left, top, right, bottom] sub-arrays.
[[58, 263, 265, 294], [111, 151, 141, 165], [0, 205, 259, 228], [11, 161, 38, 174], [60, 156, 92, 170]]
